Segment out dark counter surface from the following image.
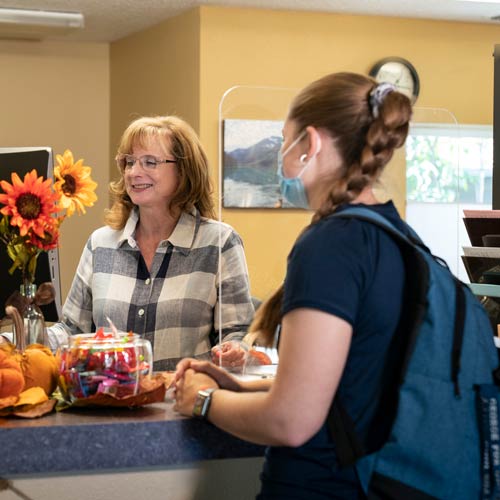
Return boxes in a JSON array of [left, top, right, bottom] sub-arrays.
[[0, 398, 265, 477]]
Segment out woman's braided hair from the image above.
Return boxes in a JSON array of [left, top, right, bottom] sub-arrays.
[[250, 72, 413, 345]]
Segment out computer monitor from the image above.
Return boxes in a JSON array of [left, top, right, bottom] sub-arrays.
[[0, 147, 62, 322]]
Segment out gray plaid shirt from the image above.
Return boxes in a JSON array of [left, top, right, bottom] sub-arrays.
[[51, 207, 254, 370]]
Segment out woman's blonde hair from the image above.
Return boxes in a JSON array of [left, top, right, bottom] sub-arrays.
[[105, 115, 216, 229], [250, 72, 413, 345]]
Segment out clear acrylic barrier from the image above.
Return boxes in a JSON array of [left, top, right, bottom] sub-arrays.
[[406, 110, 493, 284], [404, 107, 461, 279], [217, 86, 463, 354]]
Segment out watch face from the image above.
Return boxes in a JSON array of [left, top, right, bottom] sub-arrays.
[[370, 58, 419, 103], [192, 388, 215, 418]]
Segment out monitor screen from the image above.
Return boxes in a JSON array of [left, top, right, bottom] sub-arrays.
[[0, 147, 62, 322]]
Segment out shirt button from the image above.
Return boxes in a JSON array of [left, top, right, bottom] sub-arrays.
[[138, 308, 145, 317], [145, 278, 151, 285]]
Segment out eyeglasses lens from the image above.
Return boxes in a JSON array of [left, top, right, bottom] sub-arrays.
[[117, 155, 159, 170]]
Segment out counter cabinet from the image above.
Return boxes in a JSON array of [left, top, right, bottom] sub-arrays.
[[0, 399, 264, 477], [0, 399, 266, 500]]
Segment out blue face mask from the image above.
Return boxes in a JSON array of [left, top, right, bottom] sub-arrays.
[[276, 131, 310, 209]]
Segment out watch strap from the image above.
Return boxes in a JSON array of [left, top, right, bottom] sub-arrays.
[[192, 388, 217, 419]]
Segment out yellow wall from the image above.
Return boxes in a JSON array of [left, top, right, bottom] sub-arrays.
[[197, 6, 500, 300], [110, 9, 201, 180], [5, 6, 498, 313], [0, 40, 109, 299], [109, 5, 500, 302], [4, 5, 500, 306]]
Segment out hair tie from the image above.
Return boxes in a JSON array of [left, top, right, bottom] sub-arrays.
[[369, 82, 396, 119]]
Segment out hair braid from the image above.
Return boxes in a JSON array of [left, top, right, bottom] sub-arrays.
[[360, 90, 411, 181]]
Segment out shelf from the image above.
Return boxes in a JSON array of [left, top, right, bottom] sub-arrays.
[[468, 283, 500, 298]]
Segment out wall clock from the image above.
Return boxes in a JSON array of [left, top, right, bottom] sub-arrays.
[[369, 57, 420, 104]]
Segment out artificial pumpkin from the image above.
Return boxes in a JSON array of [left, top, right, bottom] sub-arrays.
[[16, 344, 58, 395], [5, 305, 58, 396], [0, 347, 25, 399]]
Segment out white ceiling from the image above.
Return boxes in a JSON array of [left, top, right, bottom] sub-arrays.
[[0, 0, 499, 43]]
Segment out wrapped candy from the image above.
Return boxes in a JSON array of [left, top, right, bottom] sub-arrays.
[[59, 328, 153, 403]]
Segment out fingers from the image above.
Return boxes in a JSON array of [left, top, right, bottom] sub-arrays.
[[176, 358, 196, 372], [192, 360, 241, 392], [212, 340, 246, 356], [173, 357, 242, 396], [217, 350, 246, 367], [171, 358, 196, 388], [189, 360, 225, 379], [173, 348, 245, 394], [189, 359, 217, 373], [173, 357, 224, 389], [173, 367, 220, 416], [211, 341, 248, 367]]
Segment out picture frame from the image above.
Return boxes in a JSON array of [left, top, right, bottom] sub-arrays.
[[222, 118, 290, 208]]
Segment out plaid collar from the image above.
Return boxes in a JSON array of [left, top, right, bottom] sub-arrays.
[[117, 207, 200, 255]]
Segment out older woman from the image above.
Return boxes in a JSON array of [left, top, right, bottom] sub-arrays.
[[49, 115, 254, 370]]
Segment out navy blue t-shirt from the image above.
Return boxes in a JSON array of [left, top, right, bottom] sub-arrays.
[[258, 201, 410, 499]]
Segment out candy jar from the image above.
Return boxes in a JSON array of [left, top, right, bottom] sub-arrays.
[[59, 329, 152, 403]]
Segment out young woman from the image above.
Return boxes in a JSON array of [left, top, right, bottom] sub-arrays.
[[48, 116, 254, 370], [173, 72, 413, 498]]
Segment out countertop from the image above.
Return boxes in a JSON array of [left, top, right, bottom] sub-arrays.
[[0, 398, 265, 477]]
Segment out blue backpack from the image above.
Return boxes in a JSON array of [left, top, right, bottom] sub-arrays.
[[327, 206, 500, 500]]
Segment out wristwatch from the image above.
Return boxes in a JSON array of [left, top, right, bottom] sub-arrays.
[[192, 388, 217, 419]]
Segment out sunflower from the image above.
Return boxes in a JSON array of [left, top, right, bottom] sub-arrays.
[[54, 149, 98, 217], [0, 170, 60, 239], [28, 216, 61, 251], [0, 150, 98, 284]]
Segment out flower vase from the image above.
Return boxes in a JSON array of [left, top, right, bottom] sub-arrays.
[[19, 282, 47, 346]]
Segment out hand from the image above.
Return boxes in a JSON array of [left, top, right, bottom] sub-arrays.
[[174, 358, 242, 392], [174, 368, 218, 416], [211, 340, 247, 369]]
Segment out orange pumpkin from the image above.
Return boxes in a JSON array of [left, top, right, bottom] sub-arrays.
[[14, 344, 58, 395], [0, 347, 25, 399], [5, 305, 58, 396]]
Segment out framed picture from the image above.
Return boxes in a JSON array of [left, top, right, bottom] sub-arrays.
[[223, 118, 290, 208]]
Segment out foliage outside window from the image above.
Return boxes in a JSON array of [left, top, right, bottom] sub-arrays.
[[406, 125, 493, 204]]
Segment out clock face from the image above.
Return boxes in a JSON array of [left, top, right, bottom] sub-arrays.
[[370, 58, 419, 103]]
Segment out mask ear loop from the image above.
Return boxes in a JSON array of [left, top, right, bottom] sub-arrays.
[[314, 134, 322, 157], [297, 132, 322, 178], [299, 127, 322, 165]]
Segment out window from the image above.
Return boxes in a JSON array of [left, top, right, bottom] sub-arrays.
[[405, 124, 493, 280]]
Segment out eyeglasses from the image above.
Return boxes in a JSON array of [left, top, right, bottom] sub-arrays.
[[116, 154, 177, 171]]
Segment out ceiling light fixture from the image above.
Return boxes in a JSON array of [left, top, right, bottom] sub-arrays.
[[0, 7, 84, 40]]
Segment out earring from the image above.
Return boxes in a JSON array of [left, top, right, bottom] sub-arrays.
[[300, 154, 307, 165]]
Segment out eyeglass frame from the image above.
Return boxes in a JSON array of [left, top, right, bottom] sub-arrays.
[[115, 153, 177, 172]]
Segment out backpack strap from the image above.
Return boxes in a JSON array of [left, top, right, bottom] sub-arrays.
[[327, 206, 467, 465], [333, 208, 465, 397], [332, 206, 443, 384], [332, 206, 425, 249], [327, 399, 366, 466], [452, 281, 466, 397]]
